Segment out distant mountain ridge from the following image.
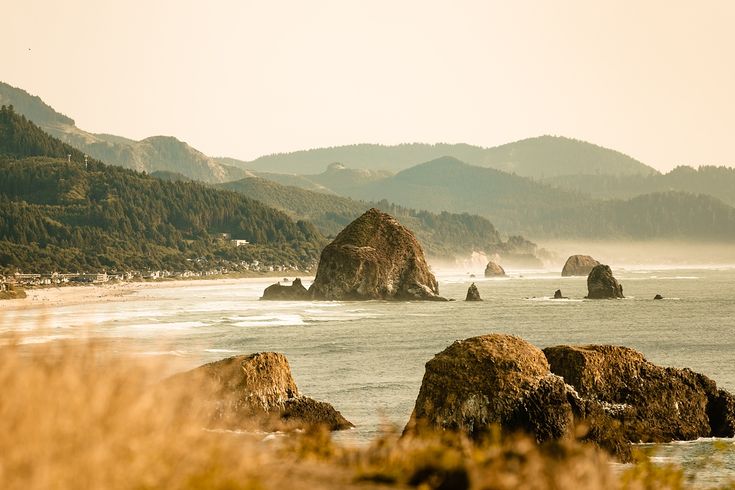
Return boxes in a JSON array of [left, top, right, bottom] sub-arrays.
[[0, 82, 249, 183], [226, 137, 657, 177]]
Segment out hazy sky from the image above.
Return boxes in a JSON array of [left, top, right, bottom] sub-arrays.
[[4, 1, 734, 171]]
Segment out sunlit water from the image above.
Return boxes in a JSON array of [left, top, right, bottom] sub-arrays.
[[2, 266, 734, 487]]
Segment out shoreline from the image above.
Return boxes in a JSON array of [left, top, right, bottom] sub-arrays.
[[0, 272, 314, 312]]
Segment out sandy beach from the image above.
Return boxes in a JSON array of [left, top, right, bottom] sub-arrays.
[[0, 274, 314, 313]]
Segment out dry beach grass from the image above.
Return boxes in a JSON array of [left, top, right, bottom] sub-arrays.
[[0, 337, 712, 490]]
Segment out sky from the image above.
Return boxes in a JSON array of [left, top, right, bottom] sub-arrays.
[[3, 0, 735, 172]]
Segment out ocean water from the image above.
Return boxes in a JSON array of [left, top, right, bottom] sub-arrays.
[[2, 266, 734, 487]]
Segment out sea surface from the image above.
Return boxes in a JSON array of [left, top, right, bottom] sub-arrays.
[[2, 266, 735, 487]]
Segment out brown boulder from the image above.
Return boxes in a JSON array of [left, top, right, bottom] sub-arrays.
[[543, 345, 732, 442], [484, 261, 506, 277], [261, 278, 310, 300], [309, 208, 444, 301], [168, 352, 352, 431], [585, 264, 624, 299], [407, 334, 573, 443], [561, 255, 600, 277]]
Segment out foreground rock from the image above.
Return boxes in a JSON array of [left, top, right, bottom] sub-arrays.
[[544, 344, 735, 441], [309, 208, 445, 301], [561, 255, 600, 277], [168, 352, 353, 431], [261, 278, 309, 300], [586, 264, 624, 299], [407, 333, 735, 461], [465, 283, 482, 301], [484, 261, 506, 277], [406, 334, 575, 445]]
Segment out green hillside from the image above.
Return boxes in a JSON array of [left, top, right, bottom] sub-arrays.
[[218, 177, 537, 259], [542, 165, 735, 207], [0, 106, 323, 273], [331, 156, 735, 240], [0, 82, 249, 183]]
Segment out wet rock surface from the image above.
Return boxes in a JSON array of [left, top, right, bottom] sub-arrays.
[[544, 344, 733, 442], [561, 255, 600, 277], [261, 278, 310, 300], [585, 264, 624, 299], [309, 208, 444, 301], [465, 283, 482, 301]]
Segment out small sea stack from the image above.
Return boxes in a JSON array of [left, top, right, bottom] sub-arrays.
[[654, 294, 664, 300], [465, 283, 482, 301], [484, 261, 506, 277], [585, 264, 624, 299], [553, 289, 567, 299], [261, 278, 309, 300], [561, 255, 600, 277]]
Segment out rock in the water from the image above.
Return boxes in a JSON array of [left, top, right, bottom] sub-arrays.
[[585, 264, 624, 299], [544, 344, 732, 442], [654, 294, 664, 300], [261, 278, 310, 300], [465, 283, 482, 301], [308, 208, 444, 301], [561, 255, 600, 277], [407, 334, 573, 443], [553, 289, 567, 299], [484, 261, 506, 277], [708, 389, 735, 437], [168, 352, 352, 430]]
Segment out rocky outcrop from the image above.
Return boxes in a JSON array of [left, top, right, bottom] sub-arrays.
[[654, 294, 664, 300], [308, 209, 445, 301], [585, 265, 624, 299], [406, 334, 735, 461], [261, 278, 310, 300], [406, 334, 574, 444], [553, 289, 567, 299], [484, 261, 506, 277], [168, 352, 352, 431], [561, 255, 600, 277], [465, 283, 482, 301], [544, 345, 735, 441]]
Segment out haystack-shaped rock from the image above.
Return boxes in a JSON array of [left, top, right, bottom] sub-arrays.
[[168, 352, 352, 431], [309, 208, 444, 301], [406, 334, 574, 443], [586, 264, 624, 299], [465, 283, 482, 301], [484, 261, 506, 277], [561, 255, 600, 277], [261, 278, 309, 300], [544, 345, 735, 441]]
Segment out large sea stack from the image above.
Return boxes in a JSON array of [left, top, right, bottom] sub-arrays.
[[586, 264, 624, 299], [561, 255, 600, 277], [308, 208, 444, 301], [167, 352, 353, 431]]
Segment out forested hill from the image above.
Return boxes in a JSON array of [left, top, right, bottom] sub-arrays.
[[218, 177, 538, 259], [0, 106, 324, 273], [335, 156, 735, 240]]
